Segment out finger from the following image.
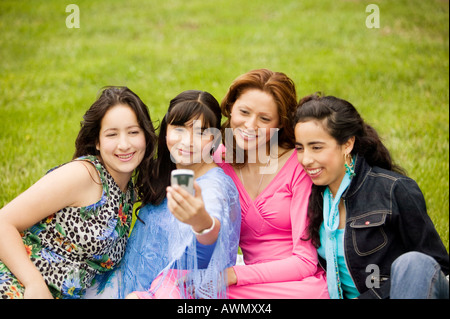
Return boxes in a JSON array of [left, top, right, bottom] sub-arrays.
[[193, 181, 202, 199]]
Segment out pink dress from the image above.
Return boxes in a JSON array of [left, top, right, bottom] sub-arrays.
[[215, 147, 329, 299]]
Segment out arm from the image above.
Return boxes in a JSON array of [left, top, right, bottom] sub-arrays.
[[394, 178, 449, 275], [0, 161, 103, 298], [229, 167, 318, 286]]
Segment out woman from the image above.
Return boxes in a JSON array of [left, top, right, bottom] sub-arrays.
[[294, 93, 449, 299], [87, 90, 241, 299], [214, 69, 329, 298], [0, 86, 157, 299]]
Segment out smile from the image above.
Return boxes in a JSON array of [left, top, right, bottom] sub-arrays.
[[116, 152, 135, 161], [238, 129, 257, 140], [305, 167, 323, 177], [178, 149, 194, 156]]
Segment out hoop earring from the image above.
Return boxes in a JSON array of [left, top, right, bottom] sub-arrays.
[[344, 153, 355, 178]]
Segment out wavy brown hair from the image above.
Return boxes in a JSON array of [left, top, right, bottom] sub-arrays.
[[220, 69, 298, 167], [73, 86, 157, 207]]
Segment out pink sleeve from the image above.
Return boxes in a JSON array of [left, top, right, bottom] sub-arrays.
[[232, 166, 318, 286]]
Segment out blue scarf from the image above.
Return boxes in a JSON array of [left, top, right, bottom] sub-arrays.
[[322, 172, 352, 299]]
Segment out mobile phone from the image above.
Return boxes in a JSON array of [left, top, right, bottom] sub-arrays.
[[171, 169, 195, 195]]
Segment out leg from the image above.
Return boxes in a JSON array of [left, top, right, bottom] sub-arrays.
[[390, 251, 449, 299]]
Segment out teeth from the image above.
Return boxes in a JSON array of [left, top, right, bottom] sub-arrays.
[[307, 168, 321, 175], [241, 130, 256, 138], [117, 153, 133, 159]]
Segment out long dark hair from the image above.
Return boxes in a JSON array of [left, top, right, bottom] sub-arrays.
[[146, 90, 222, 206], [74, 86, 157, 205], [220, 69, 298, 166], [295, 93, 406, 247]]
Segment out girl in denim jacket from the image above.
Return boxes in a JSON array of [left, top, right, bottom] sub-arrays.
[[294, 93, 448, 299]]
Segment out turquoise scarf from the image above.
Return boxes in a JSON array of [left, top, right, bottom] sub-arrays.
[[322, 172, 352, 299]]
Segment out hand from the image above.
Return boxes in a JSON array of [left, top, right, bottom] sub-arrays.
[[166, 182, 211, 231], [23, 281, 53, 299]]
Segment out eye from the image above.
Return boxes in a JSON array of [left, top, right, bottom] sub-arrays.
[[239, 109, 249, 115], [129, 130, 140, 135], [260, 117, 271, 122], [106, 133, 117, 137], [294, 144, 303, 152]]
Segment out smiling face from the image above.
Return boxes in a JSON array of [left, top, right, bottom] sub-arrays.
[[166, 116, 214, 167], [229, 89, 280, 152], [294, 119, 354, 196], [96, 104, 146, 189]]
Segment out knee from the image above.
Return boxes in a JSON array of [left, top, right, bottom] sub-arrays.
[[392, 251, 436, 273]]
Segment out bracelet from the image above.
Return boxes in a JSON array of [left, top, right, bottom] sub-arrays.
[[192, 215, 215, 236]]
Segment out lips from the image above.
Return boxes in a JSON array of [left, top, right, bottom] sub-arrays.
[[238, 129, 257, 141], [115, 152, 135, 161], [178, 148, 194, 156], [305, 167, 323, 178]]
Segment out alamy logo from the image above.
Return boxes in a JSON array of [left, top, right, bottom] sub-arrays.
[[66, 4, 80, 29], [365, 264, 381, 289], [366, 4, 380, 29]]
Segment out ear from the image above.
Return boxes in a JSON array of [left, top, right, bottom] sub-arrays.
[[344, 136, 355, 154]]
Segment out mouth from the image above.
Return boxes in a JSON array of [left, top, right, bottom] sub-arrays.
[[238, 129, 257, 141], [115, 152, 136, 162], [305, 167, 323, 178], [178, 148, 194, 156]]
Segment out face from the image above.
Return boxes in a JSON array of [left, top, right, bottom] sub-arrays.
[[294, 120, 353, 195], [229, 89, 279, 152], [166, 116, 214, 167], [96, 104, 146, 187]]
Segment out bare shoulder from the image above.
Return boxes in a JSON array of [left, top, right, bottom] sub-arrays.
[[43, 160, 103, 207], [46, 160, 100, 186], [0, 160, 103, 230]]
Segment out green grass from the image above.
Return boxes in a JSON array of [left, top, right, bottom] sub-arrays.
[[1, 0, 448, 251]]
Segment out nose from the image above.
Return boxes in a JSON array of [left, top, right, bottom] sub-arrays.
[[245, 115, 258, 131], [301, 149, 314, 167], [118, 133, 131, 150]]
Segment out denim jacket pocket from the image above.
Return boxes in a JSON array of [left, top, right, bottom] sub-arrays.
[[349, 211, 389, 256]]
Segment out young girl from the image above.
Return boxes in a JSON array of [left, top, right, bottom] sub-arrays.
[[88, 90, 241, 299], [0, 86, 157, 299], [294, 93, 449, 299], [214, 69, 329, 298]]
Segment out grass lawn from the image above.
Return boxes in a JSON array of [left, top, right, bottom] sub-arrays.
[[0, 0, 448, 251]]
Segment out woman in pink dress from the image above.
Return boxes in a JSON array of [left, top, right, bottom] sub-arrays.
[[214, 69, 329, 298]]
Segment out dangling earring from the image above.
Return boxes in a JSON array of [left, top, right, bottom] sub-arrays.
[[344, 153, 355, 178]]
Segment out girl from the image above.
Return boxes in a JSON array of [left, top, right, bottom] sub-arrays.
[[89, 90, 241, 299], [294, 93, 449, 299], [214, 69, 329, 298], [0, 86, 157, 299]]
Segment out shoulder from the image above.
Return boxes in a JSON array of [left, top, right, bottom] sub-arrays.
[[198, 167, 235, 190], [44, 158, 103, 206], [198, 167, 239, 199], [47, 158, 101, 186], [360, 165, 425, 206]]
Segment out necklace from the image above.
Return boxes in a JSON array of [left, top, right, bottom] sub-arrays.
[[239, 156, 271, 196]]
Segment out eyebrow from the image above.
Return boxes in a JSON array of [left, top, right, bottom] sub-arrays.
[[103, 125, 141, 132], [295, 141, 325, 146]]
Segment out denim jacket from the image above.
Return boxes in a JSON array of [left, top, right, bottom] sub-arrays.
[[319, 155, 449, 299]]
